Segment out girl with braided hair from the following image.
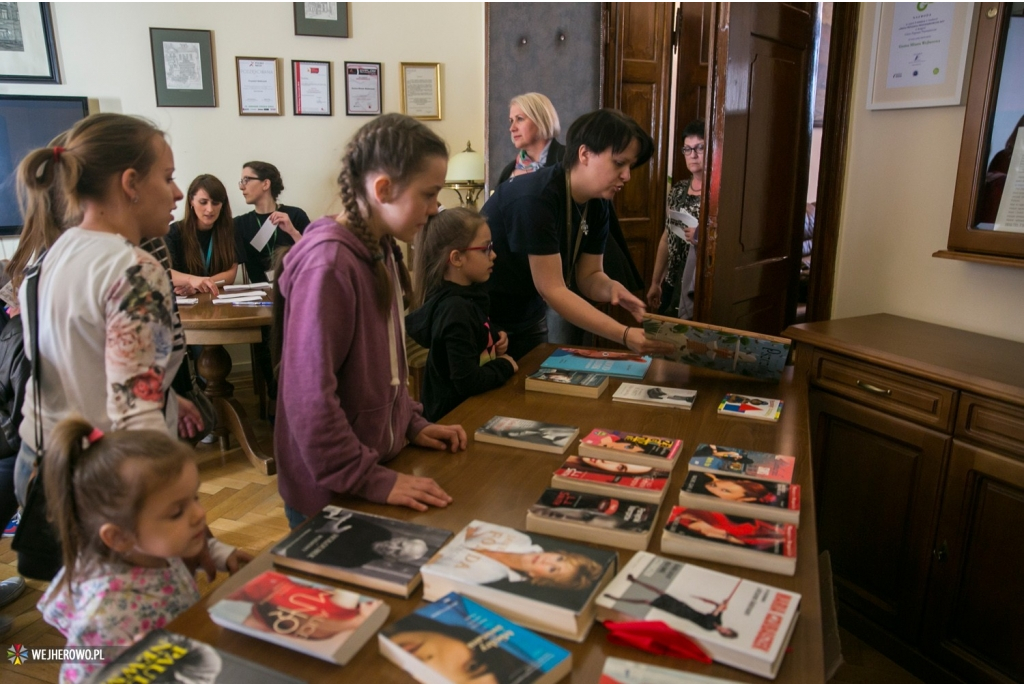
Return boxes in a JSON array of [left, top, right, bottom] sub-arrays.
[[274, 114, 467, 527]]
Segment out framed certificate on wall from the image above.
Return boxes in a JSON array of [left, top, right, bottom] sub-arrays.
[[236, 57, 282, 115], [344, 61, 382, 116], [400, 62, 441, 120], [293, 60, 332, 116]]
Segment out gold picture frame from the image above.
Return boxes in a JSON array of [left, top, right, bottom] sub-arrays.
[[235, 56, 283, 116], [400, 62, 441, 120]]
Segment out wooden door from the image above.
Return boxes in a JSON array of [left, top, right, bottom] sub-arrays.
[[602, 2, 674, 288], [671, 2, 713, 180], [809, 389, 949, 642], [924, 440, 1024, 682], [698, 3, 816, 335]]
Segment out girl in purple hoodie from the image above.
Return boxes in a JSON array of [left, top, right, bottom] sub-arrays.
[[274, 114, 467, 527]]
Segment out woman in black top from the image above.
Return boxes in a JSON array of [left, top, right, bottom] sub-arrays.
[[166, 174, 241, 296]]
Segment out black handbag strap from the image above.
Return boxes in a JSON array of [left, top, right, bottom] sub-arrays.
[[24, 250, 46, 466]]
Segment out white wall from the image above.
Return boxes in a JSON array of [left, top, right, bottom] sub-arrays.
[[832, 3, 1024, 344], [0, 1, 486, 259]]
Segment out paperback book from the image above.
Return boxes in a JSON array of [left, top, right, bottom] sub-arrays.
[[379, 592, 572, 684], [642, 313, 791, 383], [421, 519, 618, 642], [578, 427, 683, 469], [537, 347, 652, 380], [662, 507, 798, 576], [87, 629, 300, 683], [612, 382, 697, 410], [688, 443, 795, 484], [208, 570, 389, 664], [270, 505, 452, 597], [474, 416, 579, 454], [596, 551, 801, 679], [551, 455, 670, 504], [600, 656, 737, 684], [525, 368, 609, 399], [717, 394, 784, 422], [526, 488, 660, 551], [678, 472, 800, 526]]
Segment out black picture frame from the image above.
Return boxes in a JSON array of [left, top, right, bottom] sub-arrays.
[[292, 59, 332, 116], [0, 2, 60, 84], [149, 27, 217, 108], [343, 61, 381, 116], [293, 2, 349, 38]]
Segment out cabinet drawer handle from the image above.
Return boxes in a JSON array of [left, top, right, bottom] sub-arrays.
[[856, 380, 892, 396]]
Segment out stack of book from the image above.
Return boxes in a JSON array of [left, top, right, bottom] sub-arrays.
[[717, 393, 784, 422], [551, 455, 670, 504], [526, 488, 660, 551], [578, 428, 683, 469], [613, 383, 697, 410], [526, 368, 609, 398], [474, 416, 579, 455], [534, 347, 652, 380]]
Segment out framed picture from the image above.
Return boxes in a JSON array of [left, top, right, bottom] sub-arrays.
[[293, 2, 349, 38], [400, 62, 441, 120], [149, 27, 217, 107], [236, 56, 282, 116], [867, 3, 976, 110], [0, 2, 59, 83], [343, 61, 381, 116], [292, 60, 332, 116]]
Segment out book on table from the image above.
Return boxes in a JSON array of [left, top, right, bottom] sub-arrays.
[[688, 443, 795, 484], [578, 427, 683, 470], [379, 592, 572, 684], [642, 313, 791, 383], [551, 455, 670, 504], [270, 505, 452, 597], [537, 346, 652, 380], [474, 416, 579, 454], [600, 656, 738, 683], [87, 629, 301, 683], [526, 488, 660, 551], [208, 570, 390, 664], [661, 506, 798, 576], [612, 382, 697, 410], [717, 393, 784, 422], [420, 519, 618, 642], [525, 367, 609, 398], [595, 551, 801, 679], [678, 471, 801, 526]]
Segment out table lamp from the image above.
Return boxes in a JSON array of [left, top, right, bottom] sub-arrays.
[[445, 141, 485, 207]]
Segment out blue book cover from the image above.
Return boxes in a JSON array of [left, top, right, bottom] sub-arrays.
[[539, 347, 652, 380], [380, 593, 571, 683]]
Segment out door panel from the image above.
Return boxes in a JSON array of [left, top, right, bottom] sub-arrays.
[[700, 3, 816, 335], [672, 2, 713, 179]]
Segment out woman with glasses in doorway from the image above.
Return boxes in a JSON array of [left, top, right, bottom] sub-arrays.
[[647, 119, 705, 318]]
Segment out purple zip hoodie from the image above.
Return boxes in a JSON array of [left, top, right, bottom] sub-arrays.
[[275, 216, 429, 516]]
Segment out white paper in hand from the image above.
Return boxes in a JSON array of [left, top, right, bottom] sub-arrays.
[[249, 216, 277, 252], [666, 207, 698, 241]]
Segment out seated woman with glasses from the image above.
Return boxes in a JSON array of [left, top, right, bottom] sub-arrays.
[[406, 207, 517, 422], [647, 119, 705, 317], [166, 174, 242, 297], [234, 161, 310, 285]]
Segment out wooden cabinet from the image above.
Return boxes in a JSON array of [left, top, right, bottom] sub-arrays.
[[786, 314, 1024, 683]]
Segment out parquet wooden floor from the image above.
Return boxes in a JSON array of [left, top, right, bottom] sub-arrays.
[[0, 390, 281, 684]]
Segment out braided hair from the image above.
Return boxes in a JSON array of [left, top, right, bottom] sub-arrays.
[[336, 113, 447, 313]]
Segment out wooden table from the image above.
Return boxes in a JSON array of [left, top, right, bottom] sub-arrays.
[[169, 344, 824, 682], [178, 293, 275, 475]]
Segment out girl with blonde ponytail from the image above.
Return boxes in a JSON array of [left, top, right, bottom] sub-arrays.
[[274, 113, 467, 526], [37, 416, 247, 683]]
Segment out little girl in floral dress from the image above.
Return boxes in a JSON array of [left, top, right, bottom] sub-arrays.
[[37, 417, 250, 683]]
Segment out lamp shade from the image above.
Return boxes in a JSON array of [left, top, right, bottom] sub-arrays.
[[446, 141, 485, 183]]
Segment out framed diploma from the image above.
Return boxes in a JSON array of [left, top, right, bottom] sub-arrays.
[[292, 60, 332, 116], [149, 27, 216, 107], [0, 2, 60, 84], [343, 61, 382, 116], [236, 56, 283, 116], [400, 62, 441, 120], [867, 3, 976, 110]]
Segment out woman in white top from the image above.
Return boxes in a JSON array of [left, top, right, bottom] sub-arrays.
[[13, 113, 204, 505]]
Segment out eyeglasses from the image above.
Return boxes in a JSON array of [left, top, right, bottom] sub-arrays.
[[682, 144, 705, 156], [463, 241, 494, 255], [238, 176, 260, 188]]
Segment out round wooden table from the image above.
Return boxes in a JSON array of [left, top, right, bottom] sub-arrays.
[[177, 292, 275, 475]]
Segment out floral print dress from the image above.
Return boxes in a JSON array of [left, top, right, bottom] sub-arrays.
[[38, 558, 200, 683], [663, 178, 701, 288]]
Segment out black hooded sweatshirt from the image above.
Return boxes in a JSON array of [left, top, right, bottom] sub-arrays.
[[406, 281, 516, 421]]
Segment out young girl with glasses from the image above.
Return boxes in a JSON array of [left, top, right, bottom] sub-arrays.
[[406, 207, 517, 422]]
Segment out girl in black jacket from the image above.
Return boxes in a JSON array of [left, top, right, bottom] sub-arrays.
[[406, 208, 517, 421]]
